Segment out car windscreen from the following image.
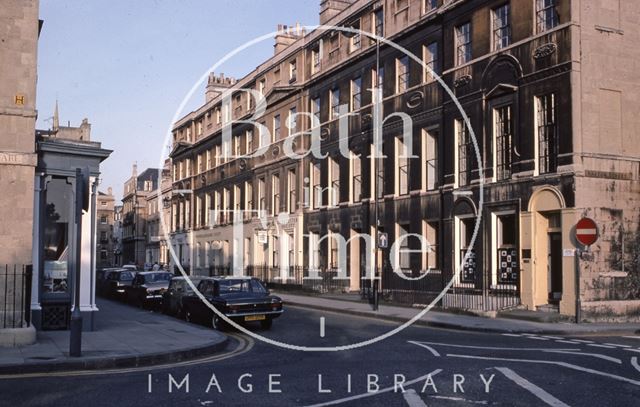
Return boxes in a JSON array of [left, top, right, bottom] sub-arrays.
[[119, 271, 134, 281], [218, 279, 250, 294], [146, 273, 171, 283]]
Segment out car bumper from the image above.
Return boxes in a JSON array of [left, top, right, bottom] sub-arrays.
[[226, 309, 283, 319]]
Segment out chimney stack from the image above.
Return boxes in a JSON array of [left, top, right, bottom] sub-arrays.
[[320, 0, 357, 25], [274, 23, 305, 55], [205, 72, 237, 103]]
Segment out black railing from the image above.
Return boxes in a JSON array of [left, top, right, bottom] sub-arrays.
[[1, 264, 33, 329], [246, 265, 350, 294]]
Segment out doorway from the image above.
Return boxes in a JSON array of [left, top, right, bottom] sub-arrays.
[[548, 232, 563, 304]]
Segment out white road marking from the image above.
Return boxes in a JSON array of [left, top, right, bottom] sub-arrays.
[[624, 348, 640, 354], [528, 336, 550, 341], [543, 350, 622, 364], [428, 395, 488, 405], [320, 317, 325, 338], [403, 389, 428, 407], [541, 336, 564, 340], [622, 336, 640, 340], [447, 354, 640, 386], [587, 344, 616, 349], [408, 341, 579, 352], [501, 333, 522, 337], [555, 340, 582, 345], [571, 339, 594, 344], [408, 341, 440, 357], [304, 369, 443, 407], [604, 343, 631, 348], [631, 357, 640, 373], [496, 367, 570, 407]]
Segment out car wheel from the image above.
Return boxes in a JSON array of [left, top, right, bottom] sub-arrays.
[[260, 318, 273, 330], [211, 314, 226, 331], [184, 308, 194, 323]]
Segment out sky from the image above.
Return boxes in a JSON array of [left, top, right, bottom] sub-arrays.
[[37, 0, 320, 201]]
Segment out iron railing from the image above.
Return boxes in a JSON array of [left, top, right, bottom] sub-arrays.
[[1, 264, 33, 329]]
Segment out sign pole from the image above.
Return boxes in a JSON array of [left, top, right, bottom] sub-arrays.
[[70, 167, 90, 357]]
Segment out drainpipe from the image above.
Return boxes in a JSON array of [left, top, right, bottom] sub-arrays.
[[575, 247, 581, 323]]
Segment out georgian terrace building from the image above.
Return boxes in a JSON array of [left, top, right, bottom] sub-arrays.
[[168, 0, 640, 320]]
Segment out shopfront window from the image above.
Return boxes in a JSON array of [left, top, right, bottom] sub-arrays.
[[42, 178, 72, 294]]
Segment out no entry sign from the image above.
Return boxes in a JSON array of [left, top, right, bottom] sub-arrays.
[[576, 217, 598, 246]]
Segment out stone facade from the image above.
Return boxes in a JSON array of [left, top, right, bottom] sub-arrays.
[[167, 0, 640, 320], [96, 188, 116, 268], [0, 0, 39, 266]]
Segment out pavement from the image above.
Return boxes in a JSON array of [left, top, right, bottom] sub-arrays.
[[0, 298, 228, 374], [276, 291, 640, 335]]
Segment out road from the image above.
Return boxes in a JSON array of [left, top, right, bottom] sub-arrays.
[[1, 306, 640, 406]]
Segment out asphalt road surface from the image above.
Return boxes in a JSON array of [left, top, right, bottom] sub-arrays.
[[1, 306, 640, 406]]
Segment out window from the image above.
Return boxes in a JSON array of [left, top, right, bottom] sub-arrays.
[[197, 153, 203, 173], [351, 150, 361, 203], [422, 129, 438, 190], [370, 143, 385, 199], [245, 181, 253, 217], [234, 185, 241, 220], [455, 23, 472, 65], [458, 217, 476, 283], [273, 114, 281, 141], [101, 201, 107, 206], [496, 213, 518, 284], [258, 79, 266, 97], [233, 134, 242, 158], [100, 231, 107, 241], [329, 156, 340, 205], [492, 4, 511, 50], [206, 149, 212, 170], [395, 0, 409, 12], [287, 168, 296, 213], [423, 42, 439, 83], [215, 145, 222, 166], [197, 120, 203, 136], [288, 107, 297, 135], [328, 231, 339, 269], [349, 20, 361, 52], [245, 129, 253, 155], [258, 177, 266, 214], [272, 236, 279, 268], [373, 8, 384, 38], [536, 0, 559, 33], [330, 88, 340, 120], [329, 33, 340, 56], [311, 97, 321, 126], [271, 174, 280, 216], [536, 93, 557, 174], [351, 77, 362, 111], [224, 187, 231, 224], [273, 67, 281, 85], [311, 162, 321, 208], [423, 221, 439, 270], [101, 250, 107, 261], [424, 0, 438, 13], [289, 60, 297, 82], [397, 223, 410, 270], [216, 107, 221, 124], [494, 105, 513, 181], [308, 232, 320, 270], [396, 56, 409, 93], [100, 215, 108, 224], [312, 44, 322, 74], [455, 118, 471, 187], [396, 137, 409, 195]]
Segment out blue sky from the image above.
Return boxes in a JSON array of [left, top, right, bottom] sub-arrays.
[[37, 0, 319, 200]]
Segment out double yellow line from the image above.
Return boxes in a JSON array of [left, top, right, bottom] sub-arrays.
[[0, 333, 254, 380]]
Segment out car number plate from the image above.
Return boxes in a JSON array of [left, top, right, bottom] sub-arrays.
[[245, 314, 266, 321]]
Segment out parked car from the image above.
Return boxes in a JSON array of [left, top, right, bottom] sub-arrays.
[[162, 276, 203, 317], [96, 268, 122, 296], [124, 271, 172, 308], [181, 277, 283, 330], [122, 264, 139, 272], [105, 270, 136, 298]]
